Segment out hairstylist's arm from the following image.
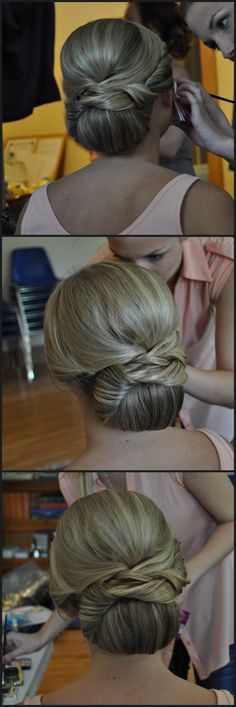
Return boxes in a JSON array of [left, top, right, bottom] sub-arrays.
[[2, 609, 73, 664], [182, 472, 234, 587], [184, 271, 234, 407], [174, 78, 234, 162]]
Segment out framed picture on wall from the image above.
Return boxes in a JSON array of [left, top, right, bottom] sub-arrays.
[[4, 134, 66, 199]]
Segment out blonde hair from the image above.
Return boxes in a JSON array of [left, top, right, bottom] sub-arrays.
[[44, 262, 187, 432], [50, 490, 189, 654], [60, 18, 173, 155]]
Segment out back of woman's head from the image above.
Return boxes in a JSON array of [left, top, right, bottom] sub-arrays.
[[60, 18, 173, 155], [50, 490, 189, 654], [44, 262, 187, 432], [135, 2, 193, 58]]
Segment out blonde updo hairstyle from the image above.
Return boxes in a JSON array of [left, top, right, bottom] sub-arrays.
[[60, 18, 173, 154], [44, 262, 187, 433], [50, 490, 189, 654]]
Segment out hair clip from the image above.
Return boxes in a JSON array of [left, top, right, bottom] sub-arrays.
[[172, 81, 192, 125]]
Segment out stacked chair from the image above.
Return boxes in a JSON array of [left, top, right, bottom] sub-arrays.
[[2, 300, 21, 373], [11, 247, 59, 381]]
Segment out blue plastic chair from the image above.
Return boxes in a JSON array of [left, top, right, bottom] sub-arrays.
[[11, 248, 59, 381], [2, 301, 20, 337], [2, 300, 22, 376], [12, 247, 58, 287]]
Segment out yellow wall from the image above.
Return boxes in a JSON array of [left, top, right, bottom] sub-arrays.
[[3, 2, 128, 177], [3, 2, 234, 194], [216, 52, 234, 198], [199, 43, 234, 197]]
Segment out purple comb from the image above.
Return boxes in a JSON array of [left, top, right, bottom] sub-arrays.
[[172, 81, 192, 126]]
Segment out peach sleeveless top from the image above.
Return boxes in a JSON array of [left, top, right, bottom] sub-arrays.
[[20, 175, 198, 235], [58, 471, 234, 678], [193, 429, 233, 470], [24, 689, 234, 704]]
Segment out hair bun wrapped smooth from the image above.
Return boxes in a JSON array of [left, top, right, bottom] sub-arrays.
[[60, 18, 173, 154], [126, 333, 187, 386], [44, 261, 188, 432], [93, 332, 187, 430], [50, 490, 189, 654], [101, 554, 186, 604]]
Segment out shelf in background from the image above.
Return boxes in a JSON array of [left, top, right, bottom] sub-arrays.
[[3, 479, 60, 493], [4, 518, 59, 531]]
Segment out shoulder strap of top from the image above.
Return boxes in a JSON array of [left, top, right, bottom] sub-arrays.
[[21, 185, 69, 235], [198, 429, 234, 471], [211, 689, 234, 704], [120, 174, 199, 235]]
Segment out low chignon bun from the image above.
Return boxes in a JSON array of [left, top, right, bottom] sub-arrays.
[[60, 18, 173, 154], [93, 331, 186, 430], [50, 490, 189, 654], [44, 262, 187, 433]]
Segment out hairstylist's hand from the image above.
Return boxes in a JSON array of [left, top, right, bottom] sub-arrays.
[[173, 78, 234, 161], [2, 631, 45, 664]]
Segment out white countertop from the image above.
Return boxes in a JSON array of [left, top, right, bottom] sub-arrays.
[[2, 641, 54, 705]]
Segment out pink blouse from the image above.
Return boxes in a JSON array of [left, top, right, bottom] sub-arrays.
[[58, 471, 234, 678], [89, 237, 234, 440]]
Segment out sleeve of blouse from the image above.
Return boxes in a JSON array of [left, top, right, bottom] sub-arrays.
[[58, 471, 79, 506], [93, 473, 107, 491], [59, 472, 106, 506], [202, 238, 234, 304]]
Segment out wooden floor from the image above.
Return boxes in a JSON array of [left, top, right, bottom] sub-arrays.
[[38, 630, 195, 696], [39, 631, 91, 694], [3, 352, 183, 471], [3, 360, 86, 471]]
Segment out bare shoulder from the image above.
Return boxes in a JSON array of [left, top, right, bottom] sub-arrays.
[[40, 682, 217, 705], [40, 675, 95, 705], [169, 429, 220, 470], [175, 682, 217, 705], [41, 687, 72, 705], [41, 679, 81, 705], [182, 180, 234, 235]]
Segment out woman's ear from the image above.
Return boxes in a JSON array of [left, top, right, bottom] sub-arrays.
[[161, 89, 173, 109]]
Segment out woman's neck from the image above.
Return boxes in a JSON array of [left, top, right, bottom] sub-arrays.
[[97, 126, 161, 167], [83, 410, 150, 449], [75, 405, 175, 471], [88, 645, 169, 683]]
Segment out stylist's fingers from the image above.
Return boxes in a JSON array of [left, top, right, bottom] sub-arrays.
[[177, 81, 218, 116], [175, 88, 200, 117], [175, 78, 202, 92], [176, 83, 203, 103], [178, 83, 233, 138]]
